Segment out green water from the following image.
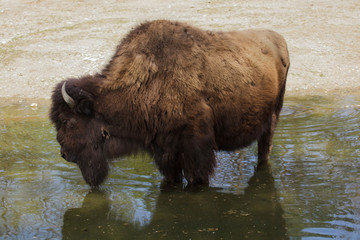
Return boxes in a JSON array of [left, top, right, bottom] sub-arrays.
[[0, 95, 359, 239]]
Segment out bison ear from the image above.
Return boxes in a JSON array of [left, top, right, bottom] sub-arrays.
[[74, 89, 94, 116], [76, 98, 94, 116]]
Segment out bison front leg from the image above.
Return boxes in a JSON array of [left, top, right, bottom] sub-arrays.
[[257, 113, 277, 165], [154, 151, 183, 185], [179, 101, 217, 185], [162, 158, 183, 185], [181, 135, 217, 185]]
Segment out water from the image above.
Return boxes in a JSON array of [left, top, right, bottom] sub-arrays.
[[0, 95, 359, 239]]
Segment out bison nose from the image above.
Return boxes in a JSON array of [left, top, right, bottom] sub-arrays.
[[60, 147, 67, 160], [60, 148, 77, 163]]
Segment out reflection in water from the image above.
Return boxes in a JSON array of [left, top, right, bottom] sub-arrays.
[[62, 163, 287, 240], [273, 96, 360, 239], [0, 95, 360, 239]]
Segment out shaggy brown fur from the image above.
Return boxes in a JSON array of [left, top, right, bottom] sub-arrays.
[[50, 20, 290, 187]]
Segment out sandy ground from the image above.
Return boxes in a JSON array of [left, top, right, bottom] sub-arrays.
[[0, 0, 359, 100]]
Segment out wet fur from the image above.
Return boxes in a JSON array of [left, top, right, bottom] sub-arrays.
[[50, 20, 290, 187]]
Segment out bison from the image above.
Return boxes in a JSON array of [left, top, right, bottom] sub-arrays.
[[50, 20, 290, 187]]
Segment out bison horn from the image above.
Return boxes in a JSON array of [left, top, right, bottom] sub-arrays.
[[61, 82, 75, 108]]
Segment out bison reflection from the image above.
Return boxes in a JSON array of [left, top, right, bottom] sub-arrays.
[[50, 20, 290, 186], [62, 163, 288, 239]]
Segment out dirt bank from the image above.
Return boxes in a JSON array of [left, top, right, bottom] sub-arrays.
[[0, 0, 359, 100]]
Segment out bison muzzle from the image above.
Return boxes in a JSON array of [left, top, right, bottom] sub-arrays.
[[50, 20, 290, 187]]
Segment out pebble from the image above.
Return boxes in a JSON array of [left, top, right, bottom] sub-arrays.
[[30, 103, 38, 110]]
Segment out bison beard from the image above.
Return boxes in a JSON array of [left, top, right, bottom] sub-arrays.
[[78, 146, 108, 187], [50, 20, 290, 187]]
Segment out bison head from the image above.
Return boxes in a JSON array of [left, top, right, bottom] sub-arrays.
[[50, 77, 110, 187]]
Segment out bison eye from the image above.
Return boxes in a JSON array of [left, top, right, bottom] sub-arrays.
[[63, 119, 74, 128]]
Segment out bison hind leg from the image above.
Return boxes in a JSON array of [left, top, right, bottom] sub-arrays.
[[257, 113, 278, 165], [257, 80, 286, 165]]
